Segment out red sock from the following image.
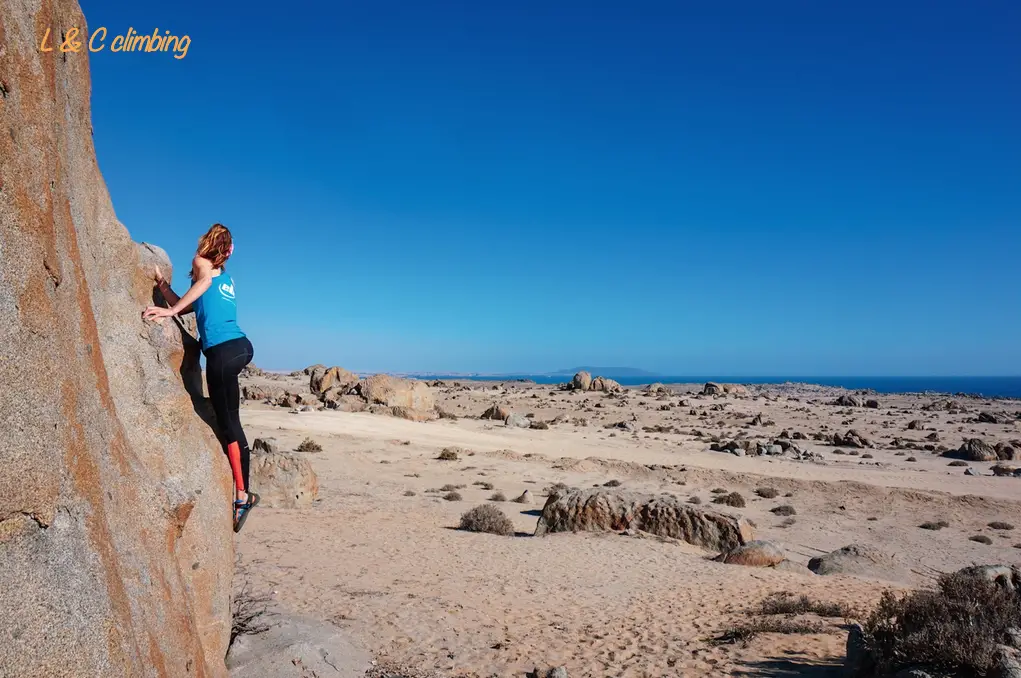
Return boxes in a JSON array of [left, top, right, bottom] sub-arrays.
[[227, 442, 245, 494]]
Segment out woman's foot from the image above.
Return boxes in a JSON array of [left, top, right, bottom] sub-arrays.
[[233, 491, 259, 533]]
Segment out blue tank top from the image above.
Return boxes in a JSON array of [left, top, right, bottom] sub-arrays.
[[194, 273, 245, 351]]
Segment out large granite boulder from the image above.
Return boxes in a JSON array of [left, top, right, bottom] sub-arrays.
[[0, 3, 233, 674], [534, 489, 753, 551], [357, 374, 434, 410], [250, 453, 319, 508], [570, 371, 592, 391]]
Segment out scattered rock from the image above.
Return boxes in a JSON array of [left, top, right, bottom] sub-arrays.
[[506, 413, 532, 428], [309, 365, 359, 396], [590, 376, 624, 393], [978, 411, 1004, 424], [358, 374, 435, 411], [951, 438, 999, 462], [833, 395, 864, 407], [570, 371, 593, 391], [480, 404, 511, 420], [513, 490, 533, 505], [833, 429, 873, 449], [703, 382, 747, 396]]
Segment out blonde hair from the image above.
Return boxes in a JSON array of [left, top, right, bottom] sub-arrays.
[[196, 223, 232, 270]]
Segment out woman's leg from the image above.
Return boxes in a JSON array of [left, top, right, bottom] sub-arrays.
[[205, 338, 255, 499]]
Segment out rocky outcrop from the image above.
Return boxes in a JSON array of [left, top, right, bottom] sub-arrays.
[[949, 438, 1000, 462], [309, 365, 359, 397], [703, 382, 748, 396], [534, 489, 753, 551], [250, 452, 319, 508], [591, 376, 624, 393], [0, 3, 232, 674]]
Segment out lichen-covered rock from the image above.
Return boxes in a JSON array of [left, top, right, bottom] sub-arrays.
[[0, 4, 232, 673], [250, 453, 319, 508], [534, 489, 753, 551], [357, 374, 434, 410]]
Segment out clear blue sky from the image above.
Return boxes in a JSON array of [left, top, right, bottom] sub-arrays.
[[82, 0, 1019, 375]]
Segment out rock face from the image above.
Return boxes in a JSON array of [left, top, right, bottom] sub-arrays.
[[534, 490, 753, 551], [250, 453, 319, 508], [0, 4, 233, 674], [357, 374, 434, 411]]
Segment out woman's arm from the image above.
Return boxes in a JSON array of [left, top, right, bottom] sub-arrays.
[[143, 257, 213, 320], [152, 266, 188, 310]]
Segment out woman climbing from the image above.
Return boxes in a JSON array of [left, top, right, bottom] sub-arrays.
[[143, 223, 259, 533]]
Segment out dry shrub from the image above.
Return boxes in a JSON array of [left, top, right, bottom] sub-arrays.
[[712, 491, 746, 508], [988, 521, 1014, 531], [710, 487, 728, 494], [443, 491, 463, 501], [919, 520, 950, 531], [760, 592, 857, 618], [473, 481, 495, 490], [755, 486, 779, 499], [458, 504, 513, 536], [437, 448, 459, 461], [948, 460, 969, 467], [857, 571, 1021, 676], [296, 437, 322, 452], [440, 483, 465, 492], [403, 490, 416, 497], [779, 517, 797, 528], [603, 479, 622, 487], [230, 557, 272, 650], [688, 496, 703, 505], [712, 618, 829, 646], [490, 492, 507, 502], [770, 505, 797, 516], [969, 535, 992, 544]]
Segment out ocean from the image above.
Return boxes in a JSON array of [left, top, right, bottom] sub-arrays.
[[407, 375, 1021, 399]]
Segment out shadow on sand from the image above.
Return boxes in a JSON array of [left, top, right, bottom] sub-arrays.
[[731, 654, 843, 676]]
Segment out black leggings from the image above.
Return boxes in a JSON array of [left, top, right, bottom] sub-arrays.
[[205, 337, 254, 489]]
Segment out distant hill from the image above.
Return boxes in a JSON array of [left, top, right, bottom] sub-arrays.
[[553, 366, 661, 377]]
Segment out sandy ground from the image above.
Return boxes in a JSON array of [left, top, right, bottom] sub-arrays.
[[235, 375, 1021, 677]]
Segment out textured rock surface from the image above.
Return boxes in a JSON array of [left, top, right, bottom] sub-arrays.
[[534, 489, 753, 551], [570, 371, 592, 391], [309, 365, 359, 397], [358, 374, 435, 411], [0, 2, 232, 674], [250, 453, 319, 508], [717, 540, 786, 567], [226, 614, 370, 677]]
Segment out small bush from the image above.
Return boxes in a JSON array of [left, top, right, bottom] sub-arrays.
[[603, 479, 622, 487], [760, 592, 856, 618], [296, 437, 322, 452], [443, 491, 463, 501], [859, 570, 1021, 675], [713, 491, 746, 508], [770, 505, 797, 516], [230, 558, 272, 650], [906, 456, 918, 462], [779, 517, 797, 528], [919, 520, 949, 531], [688, 496, 703, 504], [755, 487, 779, 499], [988, 521, 1014, 531], [710, 487, 728, 494], [969, 535, 992, 544], [473, 481, 495, 490], [948, 460, 969, 467], [437, 448, 460, 461], [489, 492, 507, 502], [458, 504, 513, 536], [439, 483, 465, 492], [403, 490, 416, 497]]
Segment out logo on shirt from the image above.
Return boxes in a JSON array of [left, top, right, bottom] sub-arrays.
[[219, 281, 235, 300]]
